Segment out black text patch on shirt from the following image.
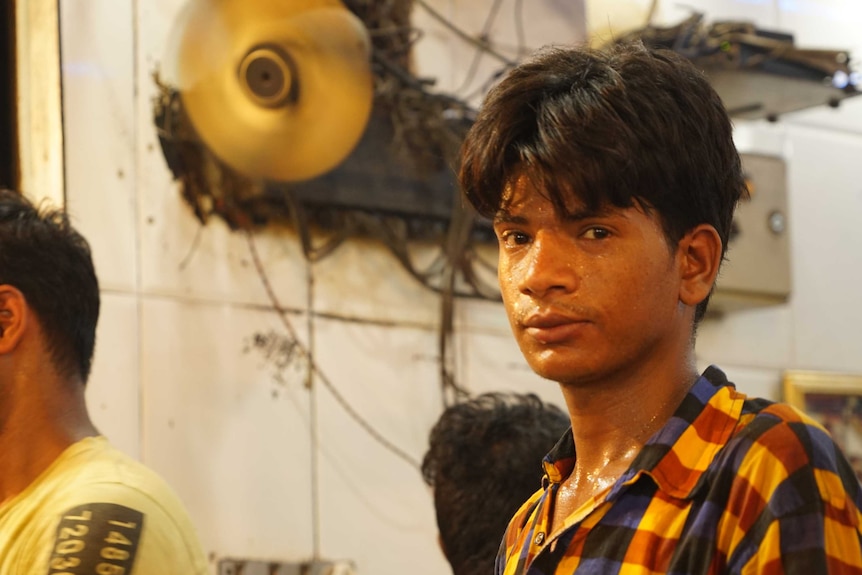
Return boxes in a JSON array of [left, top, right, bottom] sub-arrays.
[[46, 503, 144, 575]]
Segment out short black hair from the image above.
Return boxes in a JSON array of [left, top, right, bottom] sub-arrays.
[[458, 41, 748, 323], [0, 189, 100, 382], [422, 392, 570, 575]]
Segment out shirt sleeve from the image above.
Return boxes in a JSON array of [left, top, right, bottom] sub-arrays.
[[35, 483, 209, 575], [721, 410, 862, 574]]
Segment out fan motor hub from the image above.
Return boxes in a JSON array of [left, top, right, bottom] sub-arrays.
[[238, 46, 295, 107]]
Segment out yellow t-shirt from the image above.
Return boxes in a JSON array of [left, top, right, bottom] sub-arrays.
[[0, 436, 209, 574]]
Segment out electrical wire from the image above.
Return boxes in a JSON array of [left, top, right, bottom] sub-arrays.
[[453, 0, 506, 95], [413, 0, 516, 67], [460, 250, 502, 301], [177, 223, 204, 271], [304, 224, 321, 560], [284, 190, 351, 262], [460, 63, 513, 103], [370, 215, 497, 300], [276, 200, 499, 406], [246, 232, 422, 470], [371, 48, 475, 112], [438, 182, 482, 405]]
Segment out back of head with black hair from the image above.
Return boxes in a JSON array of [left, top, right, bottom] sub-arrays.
[[0, 189, 100, 383], [422, 392, 570, 575], [458, 41, 749, 324]]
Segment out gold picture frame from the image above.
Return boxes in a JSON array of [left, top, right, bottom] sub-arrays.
[[783, 370, 862, 481]]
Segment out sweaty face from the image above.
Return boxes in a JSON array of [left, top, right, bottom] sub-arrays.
[[493, 176, 689, 387]]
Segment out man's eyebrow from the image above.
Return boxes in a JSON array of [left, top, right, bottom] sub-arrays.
[[562, 205, 616, 222], [493, 209, 527, 225], [494, 204, 619, 224]]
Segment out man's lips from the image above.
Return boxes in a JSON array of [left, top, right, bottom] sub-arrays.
[[521, 312, 589, 345]]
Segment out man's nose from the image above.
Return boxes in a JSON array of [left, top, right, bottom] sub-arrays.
[[517, 231, 578, 298]]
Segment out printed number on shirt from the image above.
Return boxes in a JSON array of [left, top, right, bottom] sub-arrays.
[[46, 503, 144, 575]]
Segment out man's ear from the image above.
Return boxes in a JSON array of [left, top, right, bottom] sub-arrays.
[[677, 224, 722, 307], [0, 285, 29, 354]]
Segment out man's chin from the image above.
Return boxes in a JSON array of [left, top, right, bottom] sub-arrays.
[[523, 356, 578, 385], [521, 348, 602, 386]]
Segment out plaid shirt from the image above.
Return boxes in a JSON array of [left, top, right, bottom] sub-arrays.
[[497, 366, 862, 574]]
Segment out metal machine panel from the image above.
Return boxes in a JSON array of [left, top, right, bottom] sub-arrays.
[[711, 153, 791, 314]]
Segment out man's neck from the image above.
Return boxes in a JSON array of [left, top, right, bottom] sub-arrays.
[[547, 363, 699, 537], [0, 378, 98, 506], [559, 359, 699, 483]]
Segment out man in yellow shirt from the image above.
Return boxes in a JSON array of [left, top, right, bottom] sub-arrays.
[[0, 189, 208, 574]]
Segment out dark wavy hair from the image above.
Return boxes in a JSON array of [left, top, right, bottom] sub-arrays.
[[458, 41, 748, 323], [422, 392, 570, 575], [0, 189, 100, 382]]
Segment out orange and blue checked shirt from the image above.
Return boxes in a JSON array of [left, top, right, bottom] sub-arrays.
[[496, 366, 862, 574]]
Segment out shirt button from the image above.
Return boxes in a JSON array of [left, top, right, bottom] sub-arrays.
[[534, 532, 545, 546]]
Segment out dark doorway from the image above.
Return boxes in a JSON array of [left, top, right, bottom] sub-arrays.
[[0, 2, 17, 190]]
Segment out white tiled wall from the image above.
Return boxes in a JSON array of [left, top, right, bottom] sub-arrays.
[[782, 121, 862, 372], [311, 239, 440, 325], [86, 292, 141, 457], [60, 0, 137, 292], [60, 1, 862, 574], [139, 297, 315, 561], [312, 318, 445, 574]]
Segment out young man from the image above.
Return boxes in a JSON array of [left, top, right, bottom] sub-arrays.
[[0, 190, 208, 573], [422, 392, 571, 575], [458, 42, 862, 574]]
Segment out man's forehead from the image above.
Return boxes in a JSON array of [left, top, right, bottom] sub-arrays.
[[500, 171, 590, 213], [497, 172, 653, 226]]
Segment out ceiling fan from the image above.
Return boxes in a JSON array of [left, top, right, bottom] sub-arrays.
[[167, 0, 374, 182]]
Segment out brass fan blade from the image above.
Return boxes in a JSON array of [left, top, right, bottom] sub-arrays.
[[175, 0, 373, 182]]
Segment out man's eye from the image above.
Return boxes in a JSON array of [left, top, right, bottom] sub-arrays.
[[500, 231, 530, 247], [583, 227, 610, 240]]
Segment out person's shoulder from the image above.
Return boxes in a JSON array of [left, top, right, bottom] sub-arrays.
[[701, 389, 862, 569], [43, 437, 209, 574], [730, 397, 833, 457], [55, 437, 190, 515], [42, 497, 209, 575], [734, 396, 831, 446], [724, 398, 861, 500]]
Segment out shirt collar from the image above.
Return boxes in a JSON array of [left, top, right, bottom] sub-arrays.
[[541, 366, 746, 499], [541, 428, 576, 487]]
